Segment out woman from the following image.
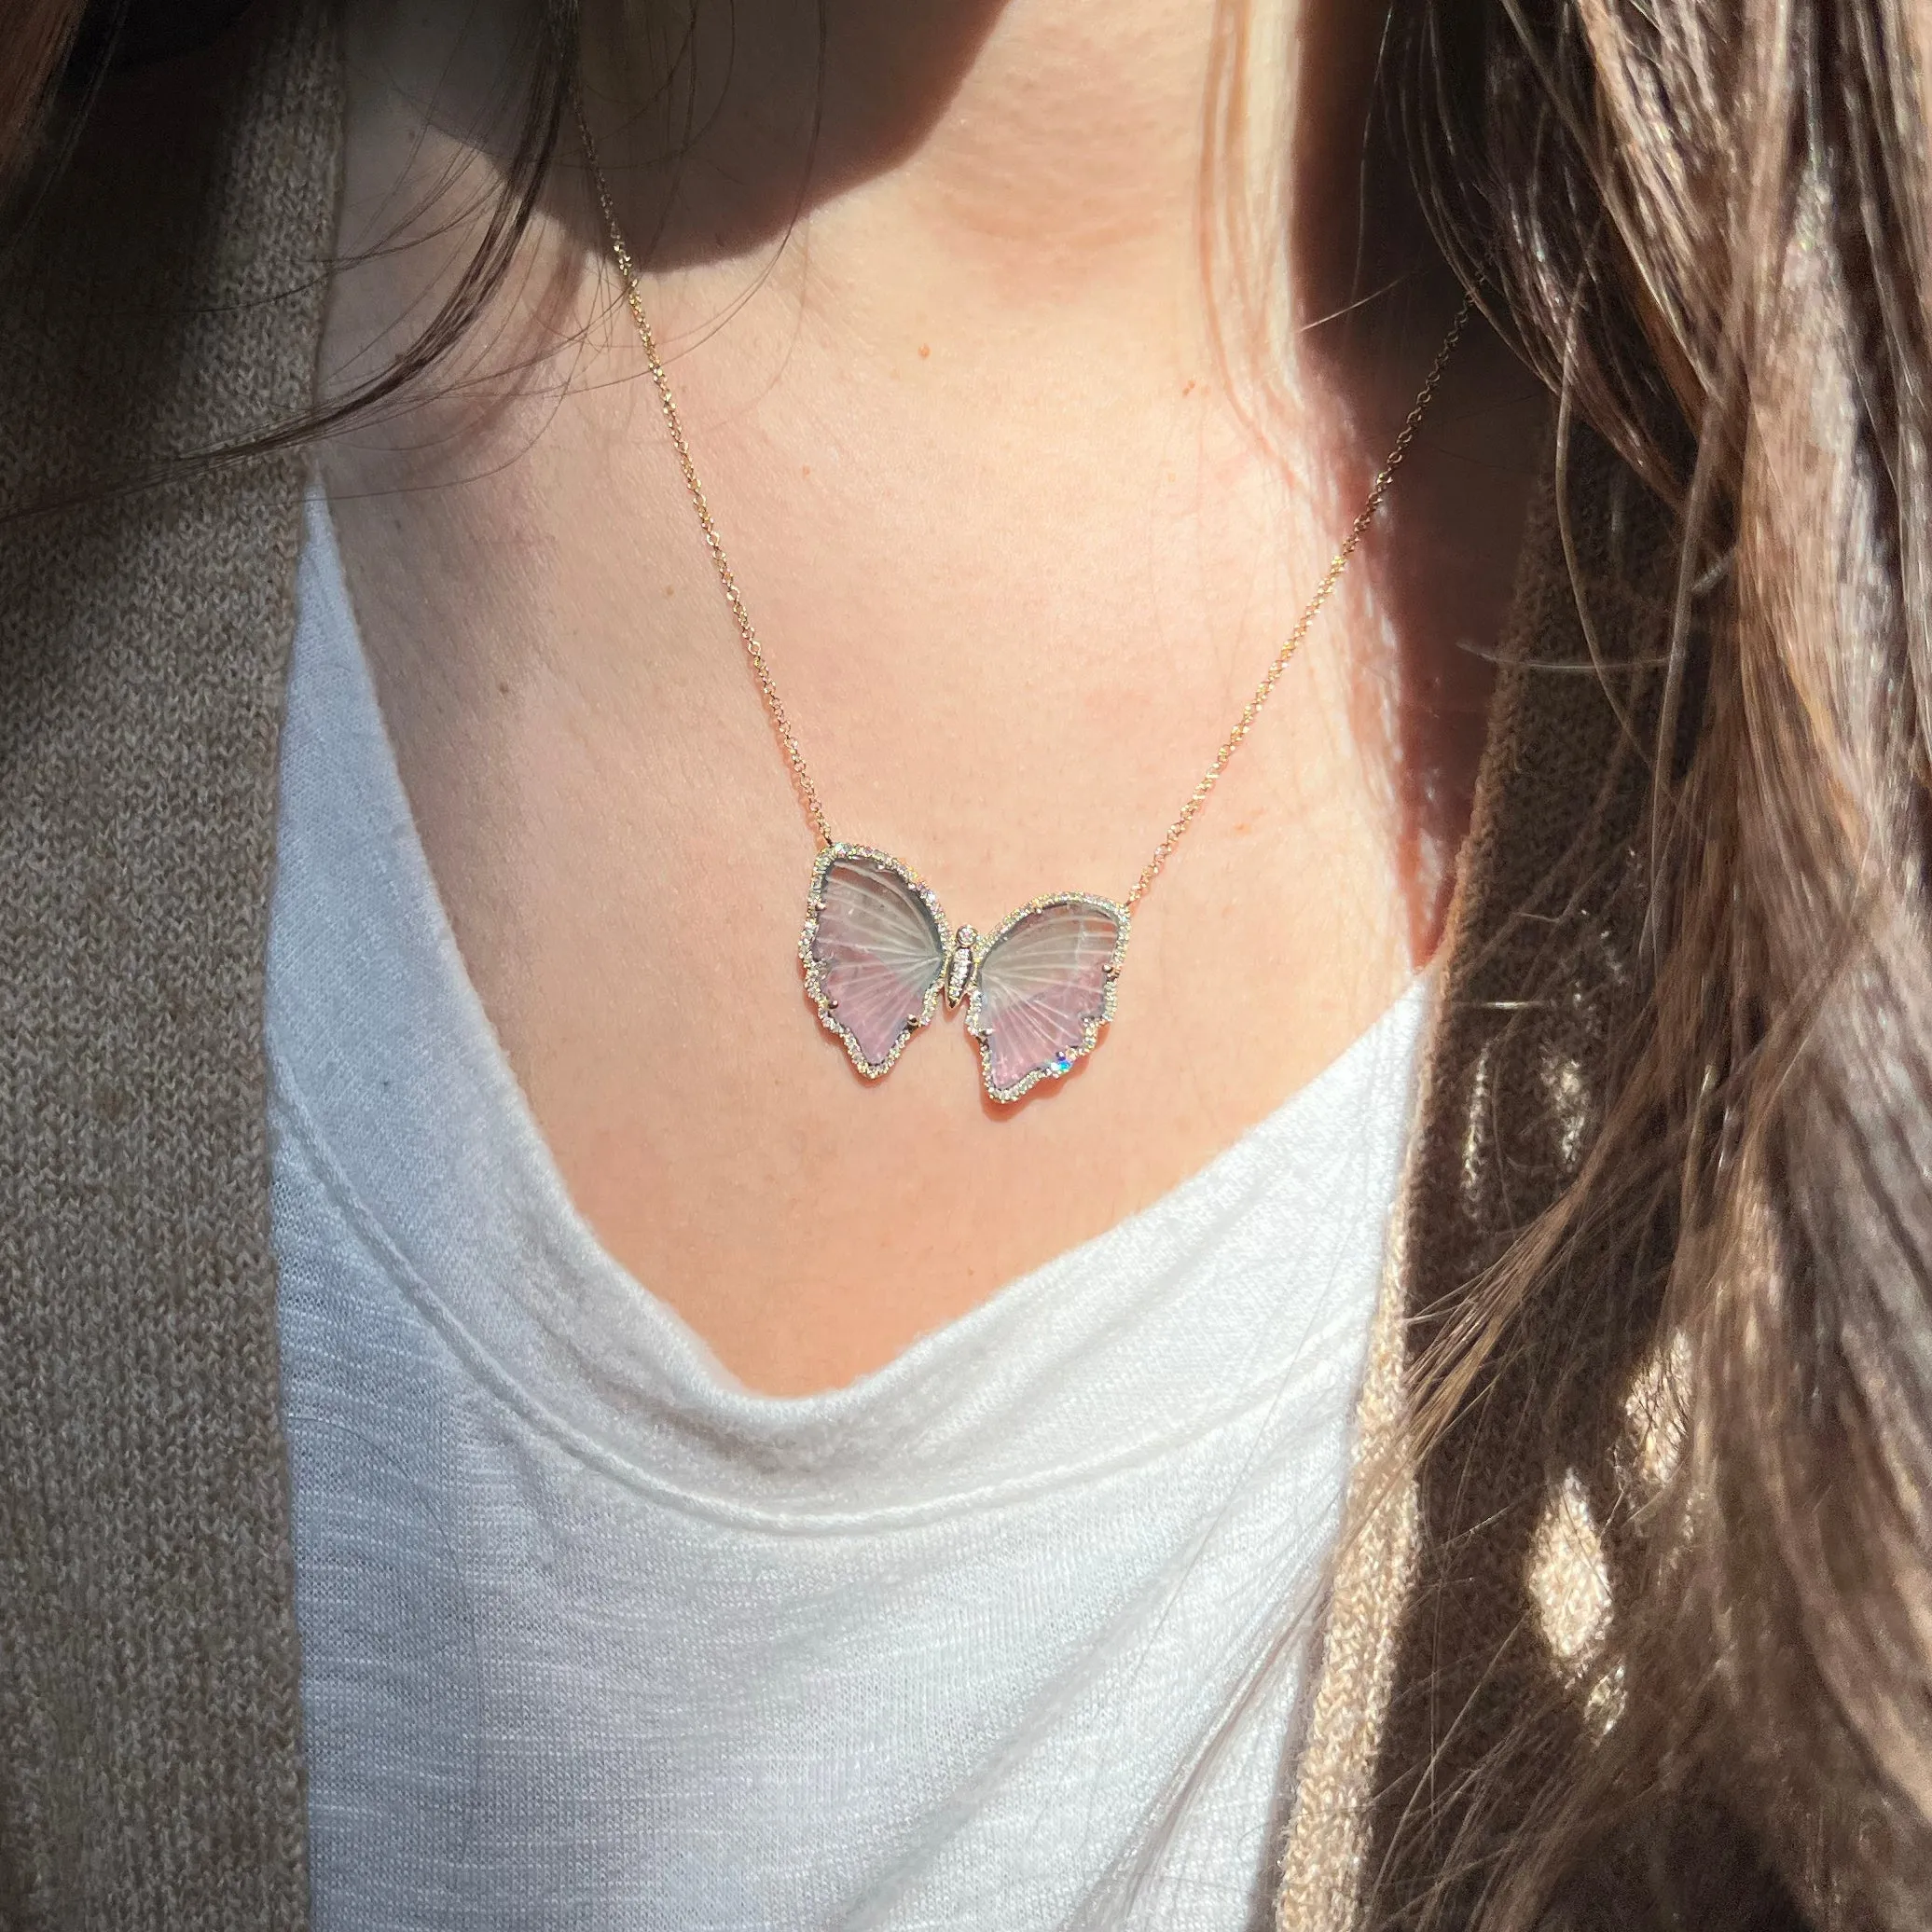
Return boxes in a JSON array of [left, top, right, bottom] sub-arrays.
[[2, 0, 1925, 1925]]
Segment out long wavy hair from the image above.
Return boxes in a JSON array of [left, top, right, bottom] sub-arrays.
[[7, 2, 1931, 1926], [1393, 5, 1932, 1927]]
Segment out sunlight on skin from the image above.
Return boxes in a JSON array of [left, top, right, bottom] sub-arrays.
[[320, 0, 1543, 1394]]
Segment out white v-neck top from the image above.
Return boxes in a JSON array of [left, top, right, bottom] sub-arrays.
[[265, 492, 1427, 1932]]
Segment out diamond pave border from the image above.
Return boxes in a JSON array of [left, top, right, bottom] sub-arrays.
[[799, 843, 952, 1081], [799, 844, 1131, 1103], [962, 892, 1131, 1104]]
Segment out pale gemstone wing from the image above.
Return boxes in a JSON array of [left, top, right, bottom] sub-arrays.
[[801, 848, 950, 1078], [967, 897, 1128, 1103]]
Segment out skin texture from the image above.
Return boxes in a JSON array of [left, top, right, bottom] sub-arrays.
[[320, 0, 1544, 1394]]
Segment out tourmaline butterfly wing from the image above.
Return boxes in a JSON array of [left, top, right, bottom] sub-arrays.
[[965, 895, 1129, 1103], [801, 846, 951, 1078]]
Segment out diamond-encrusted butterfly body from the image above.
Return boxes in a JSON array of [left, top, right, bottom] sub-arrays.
[[800, 844, 1130, 1103]]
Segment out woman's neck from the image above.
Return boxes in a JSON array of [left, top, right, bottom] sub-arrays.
[[339, 0, 1418, 402], [319, 0, 1539, 1394], [585, 0, 1289, 297]]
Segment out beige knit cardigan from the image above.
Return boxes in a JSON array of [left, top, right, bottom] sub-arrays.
[[0, 3, 1673, 1925]]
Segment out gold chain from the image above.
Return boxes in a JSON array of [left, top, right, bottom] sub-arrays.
[[579, 110, 1470, 905], [582, 124, 834, 846], [1123, 302, 1469, 906]]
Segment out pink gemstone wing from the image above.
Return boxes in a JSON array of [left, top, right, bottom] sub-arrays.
[[968, 898, 1127, 1101], [803, 849, 949, 1077]]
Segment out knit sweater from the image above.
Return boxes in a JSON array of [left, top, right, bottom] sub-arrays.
[[0, 4, 1671, 1926]]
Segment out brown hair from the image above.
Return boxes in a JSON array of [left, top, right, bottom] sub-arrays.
[[1389, 2, 1932, 1926], [8, 1, 1931, 1925], [0, 1, 80, 169]]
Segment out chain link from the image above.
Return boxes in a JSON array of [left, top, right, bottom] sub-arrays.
[[1124, 294, 1470, 907], [579, 104, 1470, 897], [581, 116, 834, 846]]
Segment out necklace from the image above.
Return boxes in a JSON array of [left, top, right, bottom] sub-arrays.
[[580, 121, 1469, 1104]]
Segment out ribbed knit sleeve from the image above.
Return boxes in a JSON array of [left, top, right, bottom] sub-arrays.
[[0, 4, 340, 1924]]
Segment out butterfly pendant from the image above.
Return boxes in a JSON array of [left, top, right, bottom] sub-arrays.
[[799, 843, 1131, 1103]]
